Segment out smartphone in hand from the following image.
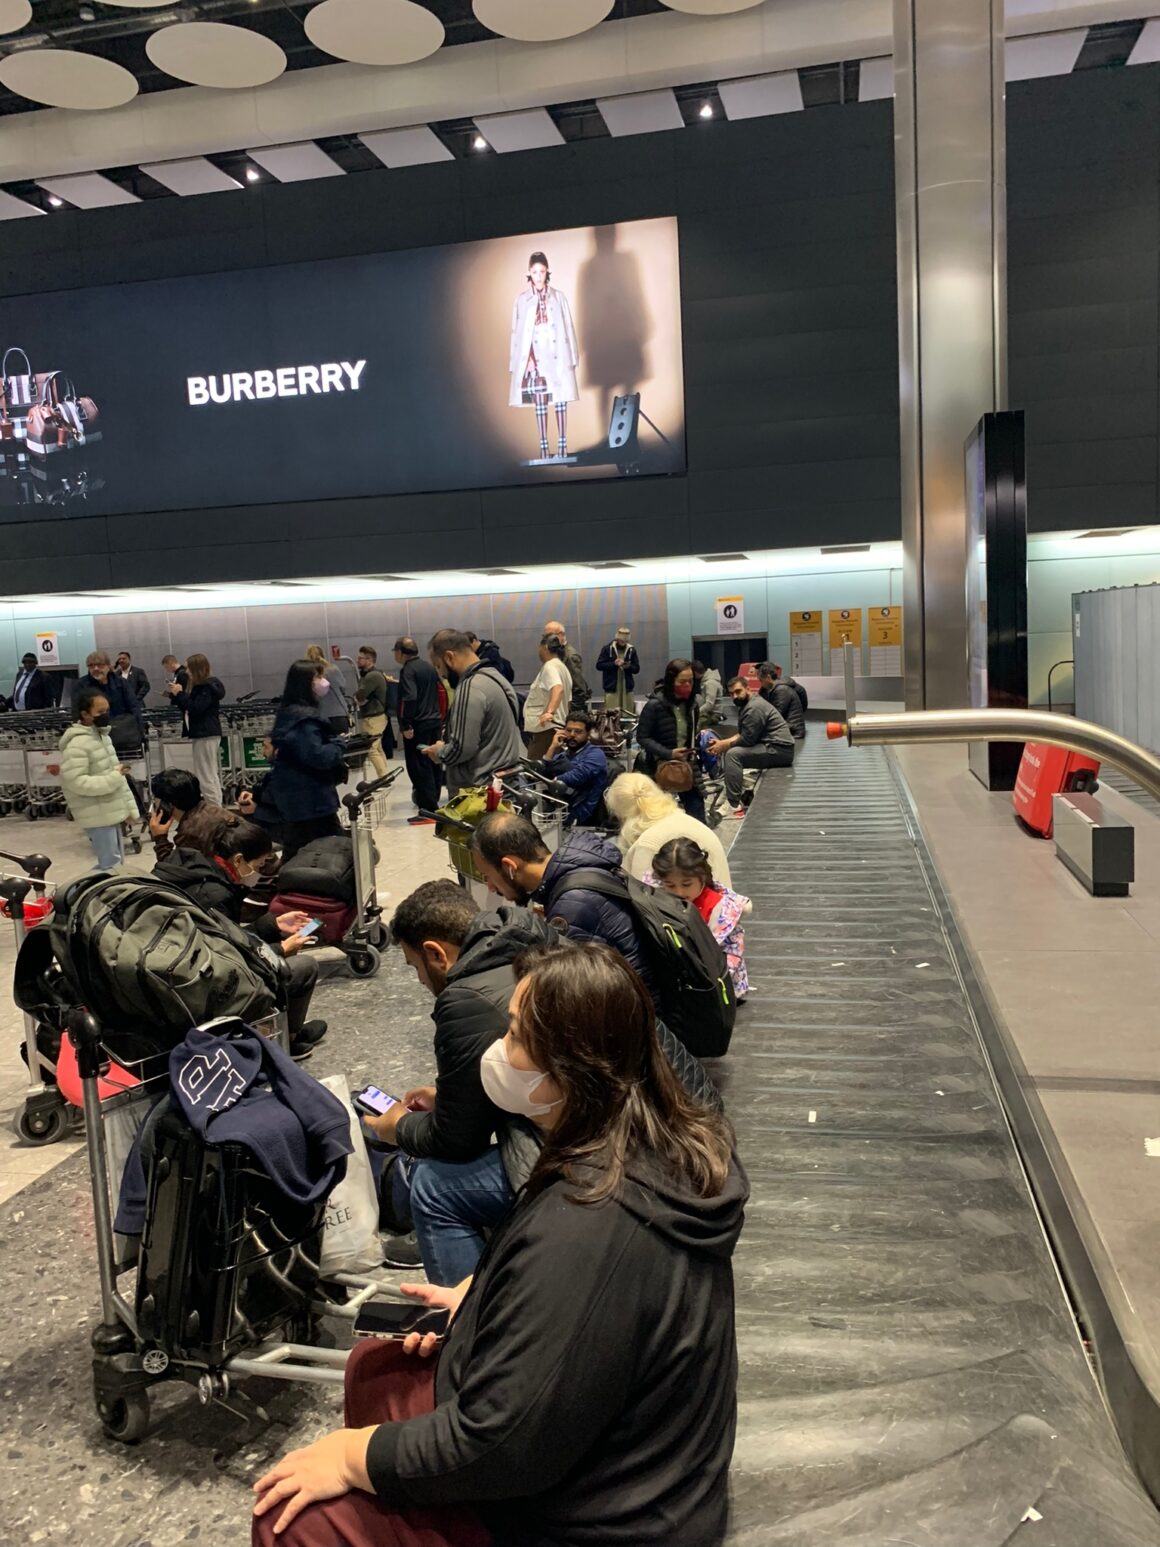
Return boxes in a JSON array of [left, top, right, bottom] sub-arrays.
[[353, 1084, 400, 1119], [354, 1302, 450, 1341]]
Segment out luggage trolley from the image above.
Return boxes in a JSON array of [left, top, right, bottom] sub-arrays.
[[270, 767, 399, 979], [66, 1008, 412, 1444], [0, 852, 73, 1144], [11, 709, 69, 821]]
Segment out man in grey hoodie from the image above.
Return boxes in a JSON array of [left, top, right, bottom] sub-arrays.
[[423, 629, 523, 795]]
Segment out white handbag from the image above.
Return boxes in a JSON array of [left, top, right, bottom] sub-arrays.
[[317, 1073, 383, 1275]]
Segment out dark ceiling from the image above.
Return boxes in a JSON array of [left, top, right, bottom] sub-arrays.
[[0, 0, 669, 115]]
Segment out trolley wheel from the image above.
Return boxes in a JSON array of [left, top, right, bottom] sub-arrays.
[[129, 835, 142, 855], [347, 945, 382, 979], [99, 1389, 151, 1444], [12, 1102, 68, 1145], [369, 921, 388, 950], [25, 808, 36, 821]]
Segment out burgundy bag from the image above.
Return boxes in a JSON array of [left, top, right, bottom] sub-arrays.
[[268, 892, 357, 945]]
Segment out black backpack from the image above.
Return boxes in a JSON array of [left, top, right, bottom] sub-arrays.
[[276, 834, 357, 903], [28, 873, 286, 1046], [551, 868, 736, 1058]]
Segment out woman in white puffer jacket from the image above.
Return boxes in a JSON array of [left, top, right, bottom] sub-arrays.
[[58, 686, 137, 872]]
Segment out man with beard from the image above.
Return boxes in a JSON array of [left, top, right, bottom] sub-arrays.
[[536, 710, 609, 827]]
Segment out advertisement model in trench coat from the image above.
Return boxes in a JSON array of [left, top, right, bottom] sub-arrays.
[[509, 250, 580, 463]]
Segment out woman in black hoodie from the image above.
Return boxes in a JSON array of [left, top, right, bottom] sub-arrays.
[[254, 943, 747, 1547]]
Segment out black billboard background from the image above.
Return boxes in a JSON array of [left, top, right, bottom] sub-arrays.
[[0, 216, 685, 520]]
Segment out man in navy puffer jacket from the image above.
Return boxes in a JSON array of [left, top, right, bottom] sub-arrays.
[[471, 812, 652, 989]]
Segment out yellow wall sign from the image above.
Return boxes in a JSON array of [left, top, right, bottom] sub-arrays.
[[828, 608, 863, 649], [789, 611, 822, 634], [868, 607, 902, 648]]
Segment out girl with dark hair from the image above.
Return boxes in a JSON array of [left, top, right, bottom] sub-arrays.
[[164, 652, 226, 807], [636, 656, 706, 822], [253, 943, 746, 1547], [266, 658, 346, 862], [509, 249, 580, 462], [648, 835, 751, 1000]]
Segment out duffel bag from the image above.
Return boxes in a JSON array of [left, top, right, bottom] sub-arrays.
[[43, 873, 286, 1043], [276, 835, 356, 903]]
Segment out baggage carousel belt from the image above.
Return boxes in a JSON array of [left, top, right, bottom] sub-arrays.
[[719, 734, 1160, 1546]]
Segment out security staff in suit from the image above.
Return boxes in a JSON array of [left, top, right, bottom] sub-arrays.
[[5, 653, 54, 712]]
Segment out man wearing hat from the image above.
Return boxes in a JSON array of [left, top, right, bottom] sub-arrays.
[[595, 627, 640, 714]]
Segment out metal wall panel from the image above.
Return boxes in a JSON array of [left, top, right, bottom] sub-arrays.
[[1075, 585, 1160, 752]]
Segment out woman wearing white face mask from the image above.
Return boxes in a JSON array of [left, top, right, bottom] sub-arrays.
[[254, 943, 748, 1547]]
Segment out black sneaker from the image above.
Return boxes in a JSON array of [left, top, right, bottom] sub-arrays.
[[290, 1019, 328, 1061], [740, 788, 754, 808], [381, 1230, 423, 1269]]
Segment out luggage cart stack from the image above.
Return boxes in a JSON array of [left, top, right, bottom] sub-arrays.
[[222, 698, 279, 806], [2, 709, 71, 821]]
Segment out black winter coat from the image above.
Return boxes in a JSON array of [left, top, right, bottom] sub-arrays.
[[594, 641, 639, 694], [366, 1147, 748, 1547], [636, 690, 700, 773], [535, 830, 651, 985], [393, 906, 555, 1175], [171, 677, 225, 739], [761, 681, 805, 739], [268, 704, 344, 821]]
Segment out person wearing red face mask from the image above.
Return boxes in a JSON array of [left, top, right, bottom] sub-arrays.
[[636, 657, 706, 823]]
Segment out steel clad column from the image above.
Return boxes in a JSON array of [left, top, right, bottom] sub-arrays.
[[894, 0, 1007, 708]]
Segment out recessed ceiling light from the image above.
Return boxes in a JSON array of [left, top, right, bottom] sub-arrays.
[[245, 166, 260, 183], [47, 195, 63, 207], [472, 135, 488, 151], [699, 102, 713, 119]]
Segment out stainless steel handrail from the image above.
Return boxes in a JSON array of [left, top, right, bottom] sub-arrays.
[[830, 708, 1160, 805]]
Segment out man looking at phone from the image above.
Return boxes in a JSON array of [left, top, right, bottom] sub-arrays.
[[361, 880, 553, 1282]]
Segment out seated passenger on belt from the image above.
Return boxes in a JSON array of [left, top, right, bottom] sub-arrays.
[[533, 710, 609, 827]]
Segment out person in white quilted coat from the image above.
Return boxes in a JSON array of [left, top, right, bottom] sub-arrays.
[[57, 686, 137, 872]]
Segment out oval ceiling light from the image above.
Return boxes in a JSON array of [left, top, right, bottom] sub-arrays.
[[473, 0, 614, 44], [305, 0, 444, 66], [146, 22, 287, 88], [660, 0, 766, 12], [0, 49, 138, 109], [0, 0, 32, 37]]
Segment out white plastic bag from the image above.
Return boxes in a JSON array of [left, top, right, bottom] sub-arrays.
[[317, 1073, 382, 1275]]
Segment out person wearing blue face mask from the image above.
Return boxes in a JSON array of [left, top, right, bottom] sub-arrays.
[[254, 943, 746, 1547]]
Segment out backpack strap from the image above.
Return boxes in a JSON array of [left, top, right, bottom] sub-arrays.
[[548, 866, 632, 905]]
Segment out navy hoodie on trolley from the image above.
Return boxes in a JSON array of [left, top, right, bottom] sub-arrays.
[[115, 1024, 352, 1234]]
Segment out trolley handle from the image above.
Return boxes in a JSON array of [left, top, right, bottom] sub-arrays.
[[0, 849, 51, 881], [343, 765, 403, 813], [0, 875, 32, 909], [67, 1009, 106, 1080]]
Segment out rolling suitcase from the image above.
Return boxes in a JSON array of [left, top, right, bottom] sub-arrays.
[[1012, 741, 1100, 839], [135, 1108, 324, 1366]]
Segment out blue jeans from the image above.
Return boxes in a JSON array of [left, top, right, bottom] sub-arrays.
[[85, 824, 124, 872], [401, 1148, 514, 1285]]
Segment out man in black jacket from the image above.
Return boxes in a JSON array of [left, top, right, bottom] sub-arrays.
[[758, 660, 805, 739], [76, 650, 145, 745], [709, 675, 795, 816], [114, 651, 151, 704], [363, 881, 552, 1281], [391, 636, 443, 823], [5, 652, 54, 711]]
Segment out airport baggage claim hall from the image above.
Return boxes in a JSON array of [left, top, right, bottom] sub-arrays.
[[3, 2, 1160, 1544]]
